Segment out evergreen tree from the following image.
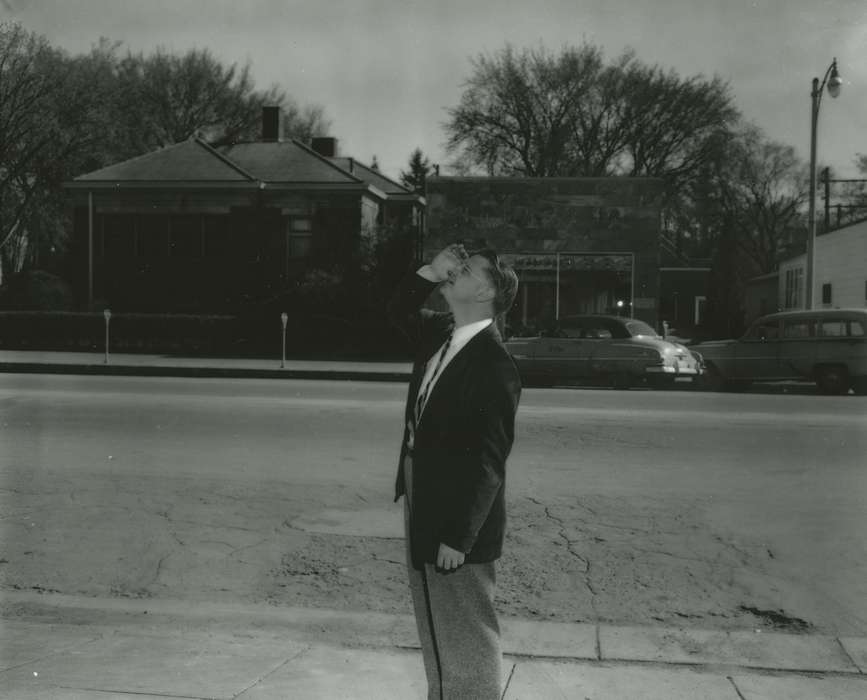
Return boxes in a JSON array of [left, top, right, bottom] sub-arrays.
[[400, 148, 432, 193]]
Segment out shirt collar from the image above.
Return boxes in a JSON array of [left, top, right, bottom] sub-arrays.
[[450, 318, 493, 350]]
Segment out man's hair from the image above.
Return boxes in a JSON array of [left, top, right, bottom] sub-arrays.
[[473, 248, 519, 316]]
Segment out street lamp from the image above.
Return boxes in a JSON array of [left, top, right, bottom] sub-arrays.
[[806, 58, 842, 309]]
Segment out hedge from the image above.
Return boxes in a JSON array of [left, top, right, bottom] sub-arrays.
[[0, 311, 411, 359]]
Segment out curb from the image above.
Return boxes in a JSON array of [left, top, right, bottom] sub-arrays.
[[0, 362, 411, 382], [3, 592, 865, 676]]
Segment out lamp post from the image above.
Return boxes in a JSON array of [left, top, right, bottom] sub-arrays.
[[806, 58, 842, 309]]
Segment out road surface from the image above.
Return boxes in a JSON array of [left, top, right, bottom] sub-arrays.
[[1, 374, 865, 636]]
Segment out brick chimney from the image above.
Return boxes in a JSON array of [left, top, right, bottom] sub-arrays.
[[262, 106, 282, 142], [311, 137, 338, 157]]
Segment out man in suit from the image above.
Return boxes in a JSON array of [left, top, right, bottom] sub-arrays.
[[389, 243, 521, 700]]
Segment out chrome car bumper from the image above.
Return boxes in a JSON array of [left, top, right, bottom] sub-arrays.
[[645, 365, 702, 376]]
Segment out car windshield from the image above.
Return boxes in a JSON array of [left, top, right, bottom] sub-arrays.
[[625, 320, 659, 338]]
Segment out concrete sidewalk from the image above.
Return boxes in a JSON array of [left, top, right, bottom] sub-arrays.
[[2, 592, 866, 699], [0, 349, 413, 382]]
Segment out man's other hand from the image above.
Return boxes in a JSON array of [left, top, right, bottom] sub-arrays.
[[436, 542, 466, 571]]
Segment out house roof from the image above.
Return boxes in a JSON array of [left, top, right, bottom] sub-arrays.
[[329, 158, 413, 196], [69, 138, 401, 200], [74, 138, 255, 182], [219, 140, 364, 184]]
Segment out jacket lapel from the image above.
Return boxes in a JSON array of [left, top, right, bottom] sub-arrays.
[[408, 323, 454, 415], [420, 323, 500, 421]]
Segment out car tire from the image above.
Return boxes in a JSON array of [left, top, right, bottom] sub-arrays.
[[701, 364, 748, 392], [815, 365, 850, 395], [701, 364, 726, 392]]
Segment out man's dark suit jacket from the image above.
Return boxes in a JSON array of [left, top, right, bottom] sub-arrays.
[[389, 272, 522, 570]]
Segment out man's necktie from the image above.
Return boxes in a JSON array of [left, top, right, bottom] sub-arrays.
[[407, 332, 453, 450]]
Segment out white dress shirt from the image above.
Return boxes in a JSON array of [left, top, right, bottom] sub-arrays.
[[417, 318, 493, 417]]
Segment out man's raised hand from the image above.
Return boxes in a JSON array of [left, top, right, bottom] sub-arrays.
[[429, 244, 468, 283]]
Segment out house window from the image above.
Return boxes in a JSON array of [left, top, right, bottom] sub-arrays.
[[287, 217, 313, 258], [784, 268, 803, 309], [821, 283, 832, 306]]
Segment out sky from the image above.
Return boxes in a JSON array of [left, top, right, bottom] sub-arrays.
[[2, 0, 866, 181]]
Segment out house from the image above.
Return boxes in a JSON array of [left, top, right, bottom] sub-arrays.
[[774, 218, 867, 312], [64, 107, 424, 312]]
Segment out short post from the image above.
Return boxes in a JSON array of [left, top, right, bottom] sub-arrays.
[[103, 309, 112, 364], [280, 312, 288, 369]]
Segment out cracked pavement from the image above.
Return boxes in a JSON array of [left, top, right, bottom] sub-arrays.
[[0, 472, 841, 636], [2, 374, 866, 639]]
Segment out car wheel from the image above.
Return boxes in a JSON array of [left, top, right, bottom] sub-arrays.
[[701, 365, 748, 392], [701, 364, 726, 392], [815, 365, 850, 395]]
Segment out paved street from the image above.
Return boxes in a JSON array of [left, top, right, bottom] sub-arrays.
[[1, 373, 866, 638]]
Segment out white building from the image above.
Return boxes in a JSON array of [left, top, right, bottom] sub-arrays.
[[778, 218, 867, 310]]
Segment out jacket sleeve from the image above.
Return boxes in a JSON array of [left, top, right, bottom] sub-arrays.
[[387, 270, 451, 346], [440, 354, 522, 553]]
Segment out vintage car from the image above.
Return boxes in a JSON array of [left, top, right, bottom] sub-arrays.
[[692, 309, 867, 395], [505, 315, 704, 388]]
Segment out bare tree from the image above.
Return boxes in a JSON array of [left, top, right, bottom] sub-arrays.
[[445, 44, 605, 176], [444, 42, 738, 186], [0, 28, 333, 284], [619, 61, 736, 184], [831, 154, 867, 228], [673, 124, 807, 272], [108, 48, 331, 156], [280, 99, 331, 144], [722, 126, 808, 274], [0, 22, 114, 280], [112, 48, 282, 155]]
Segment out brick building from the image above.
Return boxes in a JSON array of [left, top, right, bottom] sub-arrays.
[[424, 176, 665, 331]]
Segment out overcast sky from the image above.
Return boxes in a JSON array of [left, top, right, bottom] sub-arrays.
[[3, 0, 865, 181]]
